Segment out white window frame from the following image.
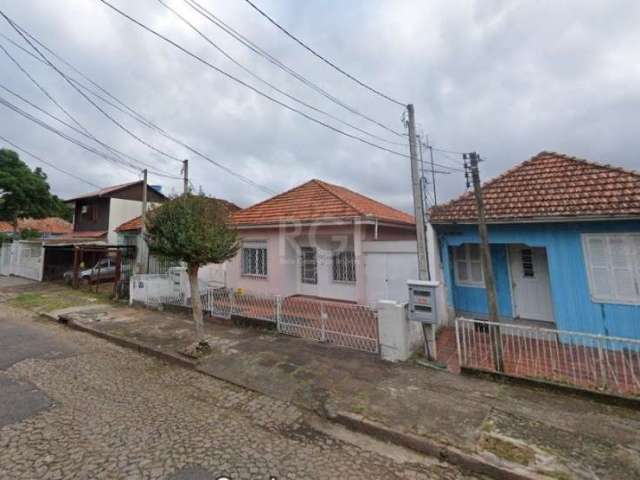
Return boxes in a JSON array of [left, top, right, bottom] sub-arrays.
[[453, 244, 484, 287], [332, 250, 356, 283], [241, 241, 268, 278], [582, 233, 640, 305]]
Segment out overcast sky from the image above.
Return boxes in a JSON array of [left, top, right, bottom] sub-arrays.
[[1, 0, 639, 212]]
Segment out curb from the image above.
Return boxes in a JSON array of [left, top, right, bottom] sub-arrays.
[[333, 411, 538, 480], [55, 314, 537, 479]]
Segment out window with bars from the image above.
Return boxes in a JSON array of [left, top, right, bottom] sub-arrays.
[[453, 244, 484, 287], [332, 251, 356, 283], [300, 247, 317, 284], [521, 248, 535, 277], [241, 242, 267, 277], [583, 233, 640, 304]]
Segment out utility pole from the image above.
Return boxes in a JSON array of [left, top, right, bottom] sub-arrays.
[[466, 153, 504, 372], [407, 105, 436, 360], [182, 159, 189, 195], [428, 144, 438, 205], [407, 105, 429, 280], [140, 168, 148, 274]]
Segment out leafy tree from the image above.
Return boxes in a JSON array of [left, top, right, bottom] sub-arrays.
[[0, 149, 73, 230], [145, 194, 239, 347], [19, 228, 41, 240]]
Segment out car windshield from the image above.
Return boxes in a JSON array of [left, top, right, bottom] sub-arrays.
[[95, 259, 110, 269]]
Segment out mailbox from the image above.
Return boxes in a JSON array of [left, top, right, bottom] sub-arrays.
[[407, 279, 439, 324]]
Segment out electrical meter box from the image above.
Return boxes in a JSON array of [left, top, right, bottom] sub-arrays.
[[407, 279, 439, 324]]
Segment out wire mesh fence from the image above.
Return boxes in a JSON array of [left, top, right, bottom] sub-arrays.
[[131, 273, 379, 354], [455, 318, 640, 397]]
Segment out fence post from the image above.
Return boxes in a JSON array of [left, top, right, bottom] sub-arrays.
[[597, 336, 608, 390], [455, 318, 462, 368], [229, 289, 235, 318], [275, 295, 282, 331], [320, 302, 327, 342]]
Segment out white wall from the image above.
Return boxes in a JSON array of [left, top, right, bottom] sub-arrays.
[[107, 199, 143, 244]]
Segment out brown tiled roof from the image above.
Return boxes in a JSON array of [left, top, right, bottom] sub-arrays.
[[57, 230, 108, 240], [430, 151, 640, 223], [116, 198, 241, 232], [0, 217, 72, 234], [65, 181, 167, 202], [231, 179, 415, 226]]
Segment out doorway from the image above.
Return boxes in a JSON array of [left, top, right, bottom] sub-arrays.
[[508, 246, 555, 323]]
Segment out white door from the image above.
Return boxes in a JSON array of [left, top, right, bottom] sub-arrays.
[[509, 246, 555, 322]]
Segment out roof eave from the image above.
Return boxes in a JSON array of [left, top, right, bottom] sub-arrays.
[[430, 214, 640, 225]]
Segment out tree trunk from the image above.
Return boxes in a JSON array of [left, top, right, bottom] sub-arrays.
[[187, 264, 205, 343]]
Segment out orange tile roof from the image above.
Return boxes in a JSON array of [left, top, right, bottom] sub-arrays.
[[231, 179, 415, 226], [0, 217, 72, 234], [430, 151, 640, 223]]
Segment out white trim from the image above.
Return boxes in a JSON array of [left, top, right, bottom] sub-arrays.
[[453, 244, 484, 288], [582, 233, 640, 305]]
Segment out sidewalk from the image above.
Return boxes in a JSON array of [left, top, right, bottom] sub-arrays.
[[55, 303, 640, 479]]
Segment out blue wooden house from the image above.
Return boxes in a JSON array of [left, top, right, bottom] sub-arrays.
[[430, 152, 640, 339]]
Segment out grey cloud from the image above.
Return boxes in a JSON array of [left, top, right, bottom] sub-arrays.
[[1, 0, 638, 215]]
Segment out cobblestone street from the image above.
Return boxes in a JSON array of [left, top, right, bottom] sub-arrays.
[[0, 306, 474, 480]]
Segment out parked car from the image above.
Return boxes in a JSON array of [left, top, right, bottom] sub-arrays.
[[63, 257, 130, 285]]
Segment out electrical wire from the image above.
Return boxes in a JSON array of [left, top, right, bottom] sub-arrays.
[[186, 0, 406, 140], [0, 10, 184, 166], [0, 134, 103, 189], [240, 0, 406, 107], [1, 28, 278, 195], [0, 83, 178, 177], [159, 0, 406, 148], [96, 0, 412, 160], [0, 95, 180, 179]]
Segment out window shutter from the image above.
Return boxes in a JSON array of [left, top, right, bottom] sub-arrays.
[[609, 237, 636, 300], [586, 237, 613, 299]]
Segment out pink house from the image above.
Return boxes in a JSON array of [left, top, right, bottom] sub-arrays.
[[227, 179, 419, 306]]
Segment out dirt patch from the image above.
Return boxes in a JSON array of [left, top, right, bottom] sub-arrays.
[[478, 434, 535, 466]]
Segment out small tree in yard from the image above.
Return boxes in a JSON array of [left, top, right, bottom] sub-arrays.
[[145, 194, 239, 352]]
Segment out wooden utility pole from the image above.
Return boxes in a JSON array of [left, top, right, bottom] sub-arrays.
[[467, 153, 504, 372], [182, 159, 189, 195], [407, 105, 436, 360], [140, 169, 148, 274]]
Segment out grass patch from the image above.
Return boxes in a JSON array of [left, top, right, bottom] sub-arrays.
[[9, 288, 110, 313], [479, 434, 536, 465]]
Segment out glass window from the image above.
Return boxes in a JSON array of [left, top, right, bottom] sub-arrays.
[[241, 242, 267, 277], [332, 251, 356, 283], [453, 244, 484, 287], [300, 247, 317, 284]]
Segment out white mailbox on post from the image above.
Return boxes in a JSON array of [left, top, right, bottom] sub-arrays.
[[407, 279, 439, 324]]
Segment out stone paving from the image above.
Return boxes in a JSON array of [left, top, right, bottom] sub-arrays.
[[0, 307, 473, 480]]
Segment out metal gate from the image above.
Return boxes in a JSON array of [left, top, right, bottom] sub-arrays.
[[0, 242, 44, 281], [278, 297, 379, 354]]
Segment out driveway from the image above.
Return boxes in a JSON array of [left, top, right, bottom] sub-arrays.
[[0, 304, 471, 480]]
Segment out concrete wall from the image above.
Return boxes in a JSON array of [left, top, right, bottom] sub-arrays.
[[435, 220, 640, 339], [107, 199, 144, 244]]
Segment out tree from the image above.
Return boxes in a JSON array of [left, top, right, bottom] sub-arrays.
[[0, 149, 73, 231], [145, 194, 239, 348], [19, 228, 41, 240]]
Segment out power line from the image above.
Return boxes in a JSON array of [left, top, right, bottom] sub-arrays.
[[0, 134, 102, 189], [2, 25, 278, 195], [0, 95, 180, 180], [0, 10, 184, 166], [96, 0, 412, 160], [186, 0, 406, 140], [0, 83, 178, 177], [241, 0, 405, 107], [159, 0, 406, 147]]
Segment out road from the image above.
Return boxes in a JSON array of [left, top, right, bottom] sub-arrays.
[[0, 303, 474, 480]]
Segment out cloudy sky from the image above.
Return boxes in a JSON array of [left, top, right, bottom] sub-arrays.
[[1, 0, 639, 212]]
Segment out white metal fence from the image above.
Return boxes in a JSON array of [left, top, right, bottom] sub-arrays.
[[456, 318, 640, 397], [0, 241, 44, 281], [131, 273, 379, 354]]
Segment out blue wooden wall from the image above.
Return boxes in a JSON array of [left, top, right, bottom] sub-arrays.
[[436, 220, 640, 339]]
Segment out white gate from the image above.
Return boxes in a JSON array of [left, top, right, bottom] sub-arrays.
[[0, 242, 44, 281]]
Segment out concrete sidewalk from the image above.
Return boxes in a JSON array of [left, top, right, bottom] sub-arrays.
[[57, 304, 640, 479]]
